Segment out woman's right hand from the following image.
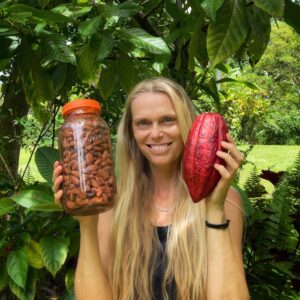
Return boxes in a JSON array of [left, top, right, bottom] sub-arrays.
[[52, 160, 63, 207]]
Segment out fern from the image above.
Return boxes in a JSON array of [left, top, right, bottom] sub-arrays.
[[24, 166, 35, 185], [243, 165, 266, 197]]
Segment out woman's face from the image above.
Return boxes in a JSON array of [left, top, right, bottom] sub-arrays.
[[131, 92, 184, 170]]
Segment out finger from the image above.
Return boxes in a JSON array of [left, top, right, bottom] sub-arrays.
[[220, 141, 244, 165], [216, 151, 240, 172], [54, 190, 63, 207], [52, 163, 63, 184], [53, 175, 63, 194], [214, 163, 234, 182]]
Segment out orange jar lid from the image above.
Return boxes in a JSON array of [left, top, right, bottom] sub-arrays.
[[62, 99, 101, 117]]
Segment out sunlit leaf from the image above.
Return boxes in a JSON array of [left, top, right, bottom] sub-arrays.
[[121, 28, 171, 56], [51, 3, 92, 19], [41, 32, 76, 65], [78, 16, 101, 37], [24, 240, 44, 269], [40, 236, 69, 277]]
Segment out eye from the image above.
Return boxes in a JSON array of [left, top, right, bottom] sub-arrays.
[[162, 117, 176, 124], [136, 119, 151, 128]]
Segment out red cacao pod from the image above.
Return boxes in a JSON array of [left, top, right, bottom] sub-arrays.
[[182, 112, 228, 203]]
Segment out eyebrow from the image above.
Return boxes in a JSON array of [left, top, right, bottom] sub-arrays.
[[133, 113, 177, 122]]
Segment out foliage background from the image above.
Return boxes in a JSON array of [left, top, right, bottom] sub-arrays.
[[0, 0, 299, 299]]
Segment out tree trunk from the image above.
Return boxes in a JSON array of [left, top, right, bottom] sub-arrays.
[[0, 65, 29, 182]]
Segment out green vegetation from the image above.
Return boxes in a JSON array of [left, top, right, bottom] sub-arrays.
[[0, 0, 299, 299]]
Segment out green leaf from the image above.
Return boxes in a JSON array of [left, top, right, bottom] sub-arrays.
[[121, 28, 171, 55], [41, 32, 76, 65], [0, 264, 8, 292], [201, 0, 224, 21], [188, 14, 207, 71], [17, 38, 54, 123], [8, 12, 32, 25], [77, 42, 97, 82], [253, 0, 285, 17], [284, 0, 300, 35], [207, 0, 248, 68], [98, 60, 118, 100], [40, 236, 69, 277], [246, 5, 271, 65], [8, 269, 36, 300], [65, 268, 75, 291], [7, 249, 28, 289], [9, 4, 71, 25], [0, 198, 16, 216], [215, 77, 258, 89], [51, 63, 68, 93], [78, 16, 101, 37], [90, 32, 114, 62], [24, 240, 44, 269], [51, 3, 92, 18], [11, 189, 62, 212], [100, 0, 140, 18], [35, 146, 59, 185], [118, 51, 140, 93]]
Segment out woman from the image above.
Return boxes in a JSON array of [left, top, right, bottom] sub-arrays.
[[53, 77, 250, 300]]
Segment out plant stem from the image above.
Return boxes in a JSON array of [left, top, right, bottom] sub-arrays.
[[0, 153, 17, 189]]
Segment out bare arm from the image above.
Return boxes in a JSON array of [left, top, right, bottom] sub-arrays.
[[206, 188, 249, 300], [204, 135, 250, 300], [75, 215, 113, 300], [52, 161, 113, 300]]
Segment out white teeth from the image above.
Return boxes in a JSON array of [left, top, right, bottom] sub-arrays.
[[151, 144, 169, 150]]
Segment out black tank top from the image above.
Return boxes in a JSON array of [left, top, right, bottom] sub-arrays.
[[152, 226, 176, 300]]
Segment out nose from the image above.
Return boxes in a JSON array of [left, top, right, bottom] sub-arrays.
[[150, 123, 163, 139]]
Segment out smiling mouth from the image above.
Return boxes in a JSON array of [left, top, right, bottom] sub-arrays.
[[147, 143, 172, 150]]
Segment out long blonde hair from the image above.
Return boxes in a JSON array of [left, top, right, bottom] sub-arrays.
[[110, 77, 207, 299]]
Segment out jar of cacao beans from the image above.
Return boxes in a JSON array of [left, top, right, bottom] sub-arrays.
[[59, 99, 115, 216]]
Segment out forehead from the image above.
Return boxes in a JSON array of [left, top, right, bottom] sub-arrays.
[[131, 92, 176, 118]]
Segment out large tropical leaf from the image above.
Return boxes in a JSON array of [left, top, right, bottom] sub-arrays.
[[24, 240, 44, 269], [8, 269, 36, 300], [98, 60, 118, 100], [7, 249, 28, 289], [246, 5, 271, 65], [41, 32, 76, 65], [8, 4, 71, 25], [78, 15, 102, 37], [118, 51, 140, 93], [17, 38, 54, 123], [207, 0, 248, 68], [35, 146, 59, 185], [253, 0, 285, 17], [284, 0, 300, 34], [121, 28, 171, 56], [77, 42, 97, 82], [11, 189, 62, 212], [51, 3, 92, 19], [99, 0, 140, 18], [40, 236, 69, 277], [201, 0, 224, 21], [188, 14, 207, 70], [90, 32, 114, 62]]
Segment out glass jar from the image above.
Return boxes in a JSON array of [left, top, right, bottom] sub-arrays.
[[58, 99, 115, 216]]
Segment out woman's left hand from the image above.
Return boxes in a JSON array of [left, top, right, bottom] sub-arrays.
[[206, 133, 244, 211]]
